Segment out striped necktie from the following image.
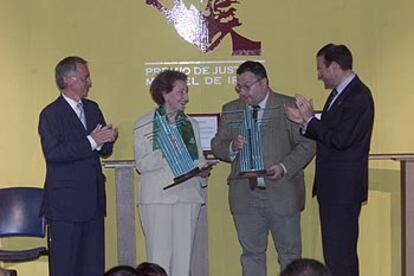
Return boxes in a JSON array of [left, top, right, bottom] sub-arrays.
[[77, 102, 87, 129], [252, 105, 260, 120], [326, 88, 339, 111]]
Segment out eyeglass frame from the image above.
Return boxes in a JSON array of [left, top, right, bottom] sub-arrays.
[[234, 78, 263, 94]]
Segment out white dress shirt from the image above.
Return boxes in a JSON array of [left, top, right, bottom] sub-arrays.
[[61, 94, 99, 151]]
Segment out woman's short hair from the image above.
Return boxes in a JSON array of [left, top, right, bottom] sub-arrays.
[[150, 70, 187, 105]]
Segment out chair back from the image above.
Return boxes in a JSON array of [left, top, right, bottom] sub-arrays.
[[0, 187, 45, 238]]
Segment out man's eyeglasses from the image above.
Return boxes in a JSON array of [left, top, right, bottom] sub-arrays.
[[235, 78, 263, 93]]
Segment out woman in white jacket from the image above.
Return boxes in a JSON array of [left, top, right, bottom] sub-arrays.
[[134, 70, 209, 276]]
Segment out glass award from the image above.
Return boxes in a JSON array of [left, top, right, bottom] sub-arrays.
[[151, 110, 202, 189], [223, 105, 268, 180], [238, 106, 266, 178]]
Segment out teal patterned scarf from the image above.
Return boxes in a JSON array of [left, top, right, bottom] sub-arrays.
[[153, 105, 199, 161]]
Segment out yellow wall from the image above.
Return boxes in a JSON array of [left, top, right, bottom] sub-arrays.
[[1, 0, 413, 275]]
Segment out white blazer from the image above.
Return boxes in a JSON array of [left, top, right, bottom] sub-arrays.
[[134, 109, 208, 204]]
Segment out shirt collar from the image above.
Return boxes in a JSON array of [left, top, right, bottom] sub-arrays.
[[62, 93, 82, 110], [336, 73, 356, 94], [251, 90, 269, 109]]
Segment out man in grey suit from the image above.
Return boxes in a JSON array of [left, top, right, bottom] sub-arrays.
[[211, 61, 315, 275]]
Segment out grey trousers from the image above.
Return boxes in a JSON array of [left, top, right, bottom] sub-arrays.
[[232, 189, 302, 276]]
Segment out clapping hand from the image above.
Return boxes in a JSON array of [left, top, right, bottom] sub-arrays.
[[90, 124, 118, 146], [284, 94, 314, 124]]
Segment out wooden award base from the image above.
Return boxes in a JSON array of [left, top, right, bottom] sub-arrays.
[[229, 169, 270, 180], [163, 160, 219, 190]]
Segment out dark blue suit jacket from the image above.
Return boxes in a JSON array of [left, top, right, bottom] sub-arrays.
[[38, 96, 113, 222], [305, 75, 374, 204]]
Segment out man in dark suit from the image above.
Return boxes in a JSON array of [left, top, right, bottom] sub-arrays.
[[38, 56, 118, 276], [285, 44, 375, 276], [211, 61, 315, 275]]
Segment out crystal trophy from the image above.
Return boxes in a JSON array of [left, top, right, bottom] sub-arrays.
[[150, 110, 202, 189], [223, 105, 268, 179], [238, 106, 266, 177]]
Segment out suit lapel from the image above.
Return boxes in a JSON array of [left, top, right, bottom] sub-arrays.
[[327, 89, 346, 113], [58, 96, 88, 133], [263, 91, 281, 116], [232, 100, 245, 123], [260, 93, 273, 151], [261, 91, 281, 137], [322, 76, 360, 118], [322, 91, 334, 113]]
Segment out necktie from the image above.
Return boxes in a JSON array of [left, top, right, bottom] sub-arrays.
[[77, 102, 87, 129], [326, 88, 339, 111], [249, 177, 258, 190], [252, 105, 260, 120]]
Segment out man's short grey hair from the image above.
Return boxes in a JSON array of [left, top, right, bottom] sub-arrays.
[[55, 56, 87, 90]]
